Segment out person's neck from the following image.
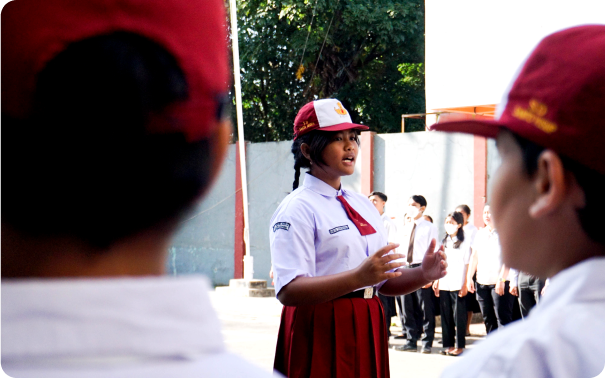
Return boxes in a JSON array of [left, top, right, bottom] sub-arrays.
[[486, 224, 495, 232], [1, 223, 174, 278], [309, 167, 341, 191]]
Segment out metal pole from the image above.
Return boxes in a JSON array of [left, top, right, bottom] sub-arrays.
[[229, 0, 253, 279]]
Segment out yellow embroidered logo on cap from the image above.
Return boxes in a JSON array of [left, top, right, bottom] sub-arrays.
[[298, 120, 316, 132], [334, 102, 348, 115], [512, 99, 557, 133]]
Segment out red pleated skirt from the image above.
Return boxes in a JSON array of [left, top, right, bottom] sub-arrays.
[[274, 296, 390, 378]]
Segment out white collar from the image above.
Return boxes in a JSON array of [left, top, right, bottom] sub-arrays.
[[302, 173, 345, 197], [2, 276, 225, 363]]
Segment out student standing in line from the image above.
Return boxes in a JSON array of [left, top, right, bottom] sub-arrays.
[[466, 205, 514, 334], [393, 195, 439, 353], [455, 204, 480, 336], [433, 212, 470, 357], [369, 191, 399, 338], [270, 99, 447, 378], [509, 270, 545, 318], [434, 25, 605, 378], [0, 1, 274, 377]]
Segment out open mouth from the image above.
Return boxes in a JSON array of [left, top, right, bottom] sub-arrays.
[[343, 157, 355, 163]]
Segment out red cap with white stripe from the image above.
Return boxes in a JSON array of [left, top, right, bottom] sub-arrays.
[[293, 99, 369, 140]]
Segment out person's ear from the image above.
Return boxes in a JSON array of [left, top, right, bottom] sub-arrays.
[[419, 206, 426, 213], [528, 150, 567, 218], [301, 143, 311, 161]]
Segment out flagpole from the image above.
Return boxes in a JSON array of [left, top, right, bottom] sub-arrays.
[[229, 0, 253, 279]]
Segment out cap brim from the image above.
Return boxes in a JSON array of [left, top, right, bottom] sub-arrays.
[[318, 123, 370, 132], [429, 119, 503, 139]]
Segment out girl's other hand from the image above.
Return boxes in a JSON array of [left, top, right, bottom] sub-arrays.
[[467, 279, 475, 293], [421, 240, 447, 282], [459, 284, 468, 297], [354, 244, 405, 288], [433, 281, 439, 297]]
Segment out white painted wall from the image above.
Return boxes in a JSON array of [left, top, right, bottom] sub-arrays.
[[425, 0, 605, 114]]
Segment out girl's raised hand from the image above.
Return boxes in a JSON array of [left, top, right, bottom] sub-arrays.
[[353, 244, 405, 288], [421, 239, 448, 282]]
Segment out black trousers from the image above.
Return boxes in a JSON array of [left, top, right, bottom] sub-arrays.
[[439, 290, 467, 348], [476, 282, 514, 334], [401, 287, 435, 347], [518, 272, 546, 318]]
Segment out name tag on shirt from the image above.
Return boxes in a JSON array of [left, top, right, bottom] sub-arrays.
[[329, 225, 349, 234]]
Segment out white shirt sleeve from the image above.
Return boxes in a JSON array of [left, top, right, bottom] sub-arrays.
[[270, 201, 316, 295], [429, 223, 439, 251]]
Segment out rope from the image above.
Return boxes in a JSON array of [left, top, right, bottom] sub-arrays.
[[308, 0, 340, 89]]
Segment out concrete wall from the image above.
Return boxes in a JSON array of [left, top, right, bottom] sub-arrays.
[[166, 145, 237, 286], [373, 131, 475, 237], [246, 140, 362, 284], [167, 132, 479, 287]]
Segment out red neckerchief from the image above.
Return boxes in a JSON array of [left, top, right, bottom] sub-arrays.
[[336, 195, 377, 236]]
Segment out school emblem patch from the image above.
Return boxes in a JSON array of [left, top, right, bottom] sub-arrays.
[[329, 225, 349, 234], [273, 222, 291, 232]]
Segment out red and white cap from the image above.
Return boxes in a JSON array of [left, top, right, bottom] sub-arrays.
[[1, 0, 229, 142], [293, 99, 369, 139], [430, 25, 605, 175]]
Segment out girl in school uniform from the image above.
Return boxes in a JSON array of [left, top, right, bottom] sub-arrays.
[[433, 212, 471, 356], [270, 99, 447, 378]]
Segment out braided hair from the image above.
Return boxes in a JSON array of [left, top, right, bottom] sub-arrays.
[[291, 130, 360, 190]]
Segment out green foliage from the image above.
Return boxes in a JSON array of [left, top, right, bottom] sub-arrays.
[[234, 0, 426, 142]]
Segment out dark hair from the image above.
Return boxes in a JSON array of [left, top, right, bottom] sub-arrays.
[[370, 191, 388, 202], [410, 195, 427, 208], [443, 212, 465, 248], [291, 129, 360, 190], [2, 32, 216, 249], [424, 215, 434, 223], [512, 133, 605, 245], [456, 204, 471, 216]]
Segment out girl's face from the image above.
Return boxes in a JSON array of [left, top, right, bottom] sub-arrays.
[[444, 216, 461, 235], [483, 205, 493, 228], [318, 130, 359, 178]]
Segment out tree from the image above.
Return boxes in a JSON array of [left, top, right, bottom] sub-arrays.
[[234, 0, 426, 142]]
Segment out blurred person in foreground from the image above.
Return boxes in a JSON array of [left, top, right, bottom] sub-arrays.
[[432, 25, 605, 378], [1, 1, 275, 377]]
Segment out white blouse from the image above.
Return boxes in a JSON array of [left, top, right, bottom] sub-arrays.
[[438, 235, 471, 291], [270, 173, 388, 295], [472, 227, 503, 285]]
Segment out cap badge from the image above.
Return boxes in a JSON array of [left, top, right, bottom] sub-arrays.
[[512, 99, 557, 134], [334, 102, 348, 115]]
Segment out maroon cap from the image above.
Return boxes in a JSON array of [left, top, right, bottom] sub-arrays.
[[1, 0, 229, 142], [293, 99, 369, 139], [430, 25, 605, 175]]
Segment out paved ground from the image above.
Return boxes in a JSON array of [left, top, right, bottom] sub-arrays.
[[210, 291, 488, 377]]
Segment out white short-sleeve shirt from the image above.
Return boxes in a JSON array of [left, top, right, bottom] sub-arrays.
[[270, 173, 388, 295], [381, 212, 398, 245], [438, 235, 471, 291], [463, 223, 479, 245], [441, 257, 605, 378], [472, 227, 503, 285], [406, 218, 439, 265]]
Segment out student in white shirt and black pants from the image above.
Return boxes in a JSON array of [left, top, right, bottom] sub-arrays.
[[466, 205, 514, 334], [394, 195, 439, 353], [433, 212, 471, 356]]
